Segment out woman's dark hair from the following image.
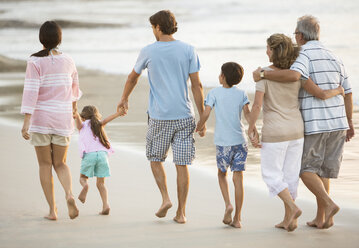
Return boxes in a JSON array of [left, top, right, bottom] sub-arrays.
[[80, 105, 111, 149], [31, 21, 62, 57], [149, 10, 178, 35], [221, 62, 244, 87]]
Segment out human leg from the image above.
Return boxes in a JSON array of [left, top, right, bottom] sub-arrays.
[[51, 144, 78, 219], [277, 188, 302, 232], [34, 145, 57, 220], [173, 164, 189, 224], [146, 118, 173, 218], [301, 131, 344, 229], [231, 171, 243, 228], [171, 118, 195, 224], [301, 172, 339, 229], [151, 161, 172, 218], [78, 174, 89, 203], [217, 169, 233, 225], [96, 177, 110, 215]]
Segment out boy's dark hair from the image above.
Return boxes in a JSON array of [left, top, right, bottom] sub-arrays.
[[149, 10, 178, 35], [31, 21, 62, 57], [221, 62, 244, 87]]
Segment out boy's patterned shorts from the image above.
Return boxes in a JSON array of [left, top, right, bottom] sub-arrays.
[[146, 117, 196, 165], [216, 144, 248, 172]]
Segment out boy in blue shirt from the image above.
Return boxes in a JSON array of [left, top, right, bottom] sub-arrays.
[[196, 62, 255, 228]]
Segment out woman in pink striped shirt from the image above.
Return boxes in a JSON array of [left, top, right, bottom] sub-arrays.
[[21, 21, 81, 220]]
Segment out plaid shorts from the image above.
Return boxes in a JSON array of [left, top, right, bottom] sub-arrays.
[[216, 144, 248, 172], [146, 117, 196, 165]]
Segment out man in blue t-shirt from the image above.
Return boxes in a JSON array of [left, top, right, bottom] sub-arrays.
[[117, 10, 205, 224]]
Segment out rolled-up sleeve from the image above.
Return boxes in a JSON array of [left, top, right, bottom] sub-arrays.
[[21, 61, 40, 114], [290, 51, 310, 80]]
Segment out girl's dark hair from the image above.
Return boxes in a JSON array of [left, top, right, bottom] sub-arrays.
[[221, 62, 244, 87], [31, 21, 62, 57], [149, 10, 178, 35], [80, 105, 110, 149]]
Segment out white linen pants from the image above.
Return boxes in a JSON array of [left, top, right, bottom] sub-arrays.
[[260, 138, 304, 199]]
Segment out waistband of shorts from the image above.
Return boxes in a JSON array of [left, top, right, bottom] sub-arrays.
[[148, 116, 195, 122], [83, 151, 108, 155]]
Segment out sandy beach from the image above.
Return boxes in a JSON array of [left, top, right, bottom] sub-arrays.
[[1, 55, 359, 248]]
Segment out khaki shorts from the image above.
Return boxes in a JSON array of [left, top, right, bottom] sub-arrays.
[[30, 133, 70, 147], [301, 130, 346, 178]]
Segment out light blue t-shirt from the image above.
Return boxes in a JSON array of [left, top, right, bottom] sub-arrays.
[[134, 40, 201, 120], [205, 86, 249, 146]]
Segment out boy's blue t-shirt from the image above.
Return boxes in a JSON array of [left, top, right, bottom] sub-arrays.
[[134, 40, 201, 120], [205, 86, 249, 146]]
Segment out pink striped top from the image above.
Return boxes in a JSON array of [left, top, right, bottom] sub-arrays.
[[78, 120, 114, 158], [21, 53, 82, 137]]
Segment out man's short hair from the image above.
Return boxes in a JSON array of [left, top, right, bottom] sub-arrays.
[[221, 62, 244, 87], [297, 15, 320, 41], [149, 10, 178, 35]]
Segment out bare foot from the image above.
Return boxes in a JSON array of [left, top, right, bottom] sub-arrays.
[[173, 214, 187, 224], [285, 207, 302, 232], [323, 203, 339, 229], [99, 207, 110, 215], [78, 184, 89, 203], [66, 197, 79, 219], [155, 202, 172, 218], [223, 204, 233, 225], [44, 212, 57, 221], [275, 221, 285, 229], [306, 218, 324, 229], [230, 220, 242, 228]]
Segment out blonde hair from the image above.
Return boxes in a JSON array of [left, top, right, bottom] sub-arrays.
[[267, 33, 300, 69], [80, 105, 110, 149]]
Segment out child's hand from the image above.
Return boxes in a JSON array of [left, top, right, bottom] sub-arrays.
[[195, 122, 206, 137], [248, 126, 261, 148], [73, 110, 79, 119], [117, 107, 127, 116]]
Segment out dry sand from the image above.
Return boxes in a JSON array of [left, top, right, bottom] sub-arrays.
[[0, 55, 359, 248]]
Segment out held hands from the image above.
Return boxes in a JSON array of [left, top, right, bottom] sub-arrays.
[[252, 67, 263, 82], [117, 99, 128, 116], [195, 121, 206, 137], [248, 125, 261, 148]]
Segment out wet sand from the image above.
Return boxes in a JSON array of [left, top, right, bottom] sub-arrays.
[[0, 55, 359, 247]]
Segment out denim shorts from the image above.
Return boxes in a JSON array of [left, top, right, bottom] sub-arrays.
[[80, 151, 110, 178], [146, 117, 196, 165], [216, 144, 248, 172]]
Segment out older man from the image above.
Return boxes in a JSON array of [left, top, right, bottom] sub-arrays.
[[117, 10, 204, 224], [253, 15, 354, 229]]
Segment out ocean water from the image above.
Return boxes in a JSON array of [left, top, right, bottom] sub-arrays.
[[0, 0, 358, 104]]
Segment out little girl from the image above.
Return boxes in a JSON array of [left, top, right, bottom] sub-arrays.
[[74, 105, 124, 215]]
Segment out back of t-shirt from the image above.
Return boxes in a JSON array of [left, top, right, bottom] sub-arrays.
[[205, 86, 249, 146], [134, 40, 201, 120], [256, 68, 304, 142]]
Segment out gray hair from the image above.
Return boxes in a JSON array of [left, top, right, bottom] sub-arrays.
[[296, 15, 320, 41]]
